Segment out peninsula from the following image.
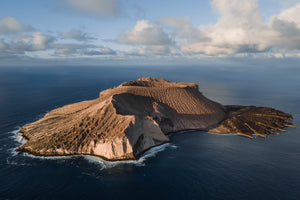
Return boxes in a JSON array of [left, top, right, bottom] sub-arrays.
[[17, 78, 295, 160]]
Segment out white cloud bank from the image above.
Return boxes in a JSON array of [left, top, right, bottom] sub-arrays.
[[179, 0, 270, 54], [64, 0, 120, 17], [120, 0, 300, 56], [179, 0, 300, 55]]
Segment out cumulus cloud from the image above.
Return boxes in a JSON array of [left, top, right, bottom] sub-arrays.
[[156, 0, 300, 55], [180, 0, 272, 54], [0, 32, 55, 55], [269, 3, 300, 50], [31, 32, 55, 50], [64, 0, 120, 17], [119, 1, 276, 56], [0, 17, 54, 56], [117, 20, 179, 56], [61, 29, 96, 41], [0, 16, 33, 34], [160, 17, 204, 42], [118, 20, 173, 46]]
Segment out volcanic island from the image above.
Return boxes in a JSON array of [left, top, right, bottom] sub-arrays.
[[17, 78, 295, 160]]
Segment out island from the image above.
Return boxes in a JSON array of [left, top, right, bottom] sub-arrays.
[[17, 78, 295, 160]]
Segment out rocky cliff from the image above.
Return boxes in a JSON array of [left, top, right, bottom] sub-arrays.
[[17, 78, 295, 160]]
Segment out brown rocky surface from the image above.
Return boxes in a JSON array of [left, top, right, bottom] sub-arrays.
[[209, 105, 296, 138], [17, 78, 295, 160]]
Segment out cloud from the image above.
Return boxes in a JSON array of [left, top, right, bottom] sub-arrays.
[[0, 16, 33, 34], [118, 20, 173, 46], [0, 18, 54, 55], [0, 32, 55, 55], [269, 3, 300, 50], [119, 1, 276, 56], [123, 46, 173, 56], [64, 0, 120, 17], [160, 17, 204, 42], [3, 1, 300, 62], [0, 39, 7, 50], [53, 43, 116, 57], [61, 29, 96, 41], [0, 17, 114, 59], [31, 32, 55, 50], [82, 47, 116, 56], [118, 20, 182, 56], [53, 43, 94, 57], [180, 0, 271, 54], [156, 0, 300, 55]]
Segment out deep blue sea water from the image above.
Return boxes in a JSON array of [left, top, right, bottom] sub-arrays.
[[0, 65, 299, 200]]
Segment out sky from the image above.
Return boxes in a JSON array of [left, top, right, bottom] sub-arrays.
[[0, 0, 300, 66]]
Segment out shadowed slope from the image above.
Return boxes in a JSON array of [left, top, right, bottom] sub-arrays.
[[17, 78, 295, 160]]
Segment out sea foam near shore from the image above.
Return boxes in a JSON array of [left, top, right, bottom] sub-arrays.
[[84, 143, 178, 170]]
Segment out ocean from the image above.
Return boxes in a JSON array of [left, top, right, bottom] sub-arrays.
[[0, 65, 299, 200]]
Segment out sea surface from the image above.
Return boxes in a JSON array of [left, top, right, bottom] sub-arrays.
[[0, 65, 299, 200]]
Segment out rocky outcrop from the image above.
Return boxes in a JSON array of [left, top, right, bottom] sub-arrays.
[[209, 106, 296, 138], [17, 78, 295, 160]]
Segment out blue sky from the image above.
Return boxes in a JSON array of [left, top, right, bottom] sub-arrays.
[[0, 0, 300, 66]]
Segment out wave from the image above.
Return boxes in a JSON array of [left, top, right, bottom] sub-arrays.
[[6, 128, 26, 157], [84, 143, 178, 170], [9, 128, 26, 145]]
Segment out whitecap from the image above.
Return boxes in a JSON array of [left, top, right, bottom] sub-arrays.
[[23, 153, 74, 160], [137, 143, 177, 163], [9, 128, 27, 145], [6, 128, 28, 157]]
